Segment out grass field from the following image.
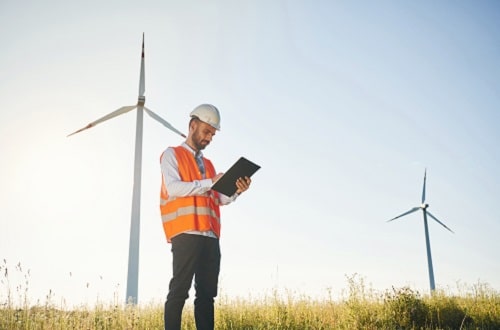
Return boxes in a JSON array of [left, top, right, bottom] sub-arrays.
[[2, 262, 500, 329]]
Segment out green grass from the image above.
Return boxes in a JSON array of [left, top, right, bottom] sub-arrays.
[[2, 262, 500, 329]]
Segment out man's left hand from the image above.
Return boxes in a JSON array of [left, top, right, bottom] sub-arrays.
[[235, 176, 251, 195]]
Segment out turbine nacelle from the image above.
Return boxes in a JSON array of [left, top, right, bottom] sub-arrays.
[[138, 96, 145, 106], [421, 203, 429, 209]]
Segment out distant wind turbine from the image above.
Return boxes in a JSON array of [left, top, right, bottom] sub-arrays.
[[68, 34, 186, 304], [387, 169, 454, 292]]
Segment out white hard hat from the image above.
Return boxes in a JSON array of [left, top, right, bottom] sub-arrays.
[[190, 104, 221, 130]]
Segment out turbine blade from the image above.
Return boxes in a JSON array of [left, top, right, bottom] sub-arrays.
[[139, 33, 145, 97], [422, 168, 427, 204], [387, 207, 420, 222], [67, 105, 137, 137], [144, 107, 186, 138], [426, 211, 454, 233]]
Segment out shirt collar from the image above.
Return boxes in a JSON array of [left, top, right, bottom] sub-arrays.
[[181, 142, 203, 158]]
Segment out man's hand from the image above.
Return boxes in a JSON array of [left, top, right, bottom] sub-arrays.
[[212, 173, 224, 184], [235, 176, 251, 195]]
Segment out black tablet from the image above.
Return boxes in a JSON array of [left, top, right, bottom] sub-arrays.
[[211, 157, 260, 196]]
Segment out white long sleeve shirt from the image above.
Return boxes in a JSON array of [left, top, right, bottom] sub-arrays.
[[160, 142, 237, 238]]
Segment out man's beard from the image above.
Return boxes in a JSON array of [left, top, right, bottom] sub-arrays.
[[193, 133, 210, 151]]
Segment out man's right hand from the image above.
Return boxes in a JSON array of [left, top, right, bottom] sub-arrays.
[[211, 173, 224, 184]]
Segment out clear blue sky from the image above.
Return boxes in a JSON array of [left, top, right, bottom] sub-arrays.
[[1, 0, 499, 306]]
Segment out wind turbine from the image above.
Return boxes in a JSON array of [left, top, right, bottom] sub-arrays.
[[387, 169, 454, 292], [68, 34, 186, 304]]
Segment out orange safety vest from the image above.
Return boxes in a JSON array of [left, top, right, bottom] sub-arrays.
[[160, 146, 221, 243]]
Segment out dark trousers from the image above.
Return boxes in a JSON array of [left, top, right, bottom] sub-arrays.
[[164, 234, 221, 330]]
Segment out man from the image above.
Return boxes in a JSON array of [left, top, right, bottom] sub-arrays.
[[160, 104, 251, 330]]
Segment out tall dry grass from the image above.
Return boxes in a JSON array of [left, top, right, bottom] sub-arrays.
[[1, 261, 499, 329]]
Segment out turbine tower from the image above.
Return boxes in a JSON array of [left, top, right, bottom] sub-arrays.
[[387, 169, 454, 292], [68, 34, 185, 304]]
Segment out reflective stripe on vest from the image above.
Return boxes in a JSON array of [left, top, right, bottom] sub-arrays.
[[159, 146, 221, 242], [161, 205, 220, 223]]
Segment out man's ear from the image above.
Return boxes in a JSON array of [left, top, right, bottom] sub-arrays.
[[189, 118, 199, 132]]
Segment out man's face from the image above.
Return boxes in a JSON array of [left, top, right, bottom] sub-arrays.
[[191, 120, 216, 151]]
